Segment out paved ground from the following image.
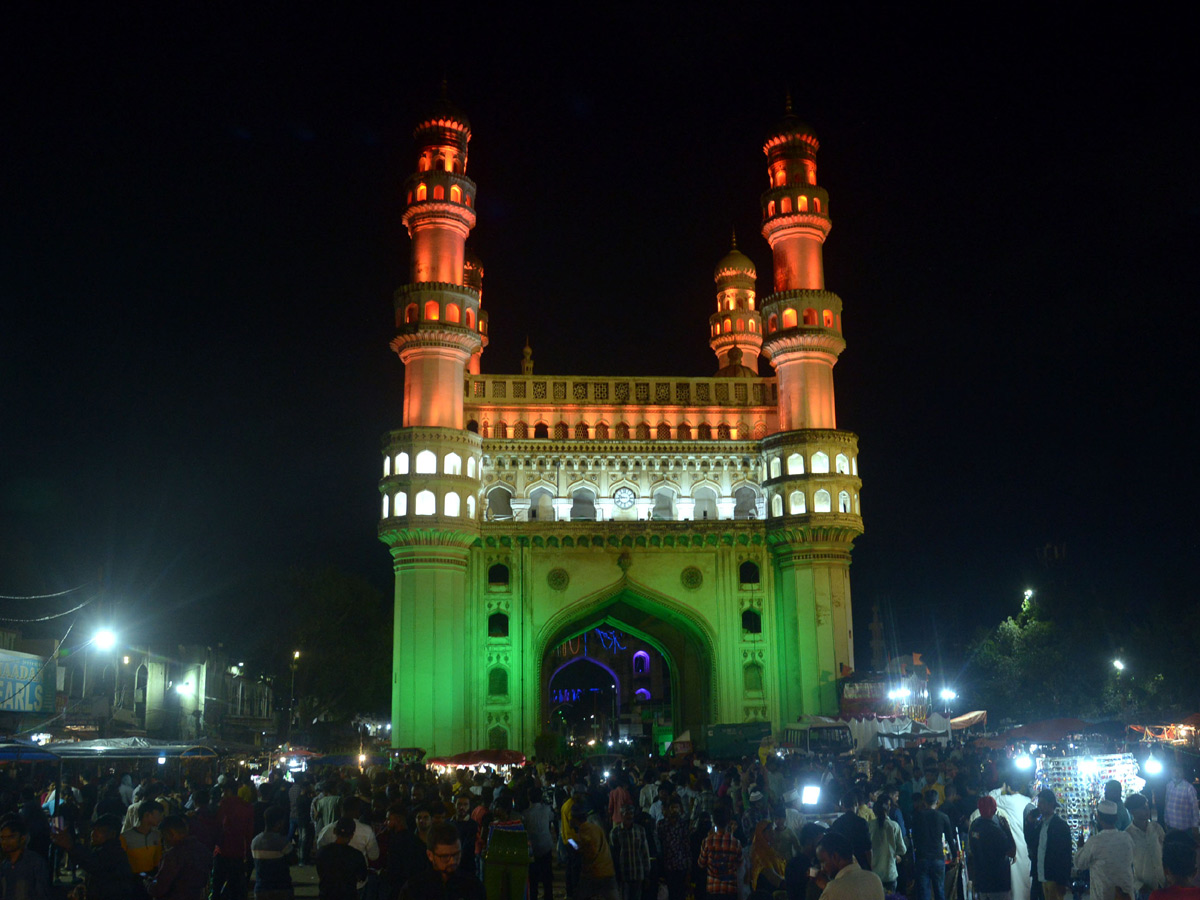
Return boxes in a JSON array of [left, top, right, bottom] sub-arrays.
[[285, 861, 568, 899]]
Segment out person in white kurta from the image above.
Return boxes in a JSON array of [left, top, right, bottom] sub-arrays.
[[1074, 802, 1134, 900]]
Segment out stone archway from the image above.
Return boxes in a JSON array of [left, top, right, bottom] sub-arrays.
[[536, 579, 716, 749]]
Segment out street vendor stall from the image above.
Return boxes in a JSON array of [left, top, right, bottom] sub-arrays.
[[47, 737, 218, 788], [427, 749, 526, 773]]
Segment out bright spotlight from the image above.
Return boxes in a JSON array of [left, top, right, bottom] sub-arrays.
[[1145, 756, 1163, 776], [174, 681, 193, 696], [1079, 758, 1099, 777], [157, 756, 166, 765], [1023, 589, 1034, 601], [603, 771, 610, 780], [93, 629, 117, 651], [801, 785, 821, 805], [940, 688, 957, 702], [1015, 755, 1033, 770], [358, 754, 366, 764], [1113, 659, 1125, 671]]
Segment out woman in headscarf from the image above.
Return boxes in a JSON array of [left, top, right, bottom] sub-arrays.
[[747, 819, 787, 898]]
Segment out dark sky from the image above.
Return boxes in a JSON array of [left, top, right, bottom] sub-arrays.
[[3, 8, 1197, 667]]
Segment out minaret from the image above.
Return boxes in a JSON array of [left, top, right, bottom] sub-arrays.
[[709, 231, 762, 374], [378, 89, 485, 754], [759, 98, 864, 717], [464, 247, 487, 374]]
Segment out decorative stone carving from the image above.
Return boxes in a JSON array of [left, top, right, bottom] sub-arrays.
[[680, 566, 703, 591], [547, 568, 570, 591]]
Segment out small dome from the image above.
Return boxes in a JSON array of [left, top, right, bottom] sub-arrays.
[[764, 92, 817, 149], [714, 231, 756, 282], [414, 80, 471, 134], [715, 346, 757, 379]]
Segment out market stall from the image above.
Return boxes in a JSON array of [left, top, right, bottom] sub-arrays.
[[47, 737, 218, 787]]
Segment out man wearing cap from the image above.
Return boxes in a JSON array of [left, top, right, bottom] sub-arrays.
[[562, 783, 588, 899], [969, 796, 1016, 900], [1125, 793, 1165, 899], [1025, 789, 1072, 900], [1075, 800, 1134, 900]]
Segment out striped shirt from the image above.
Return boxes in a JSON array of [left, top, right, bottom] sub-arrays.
[[610, 822, 650, 883], [698, 827, 742, 895], [251, 831, 295, 891]]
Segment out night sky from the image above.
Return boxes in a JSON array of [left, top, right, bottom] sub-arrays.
[[3, 8, 1197, 671]]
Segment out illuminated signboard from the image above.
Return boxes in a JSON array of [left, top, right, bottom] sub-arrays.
[[0, 649, 56, 713]]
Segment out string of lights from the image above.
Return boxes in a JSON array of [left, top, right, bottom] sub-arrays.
[[0, 594, 97, 622], [0, 581, 94, 601]]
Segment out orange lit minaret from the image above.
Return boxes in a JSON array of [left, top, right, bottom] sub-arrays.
[[759, 97, 862, 718], [709, 231, 762, 374]]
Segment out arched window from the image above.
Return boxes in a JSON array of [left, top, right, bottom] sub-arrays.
[[775, 169, 786, 187], [416, 450, 437, 473], [736, 318, 745, 332], [677, 422, 692, 441], [651, 489, 674, 521], [797, 195, 808, 212], [530, 488, 554, 521], [424, 300, 440, 320], [595, 422, 610, 440], [395, 452, 409, 474], [633, 651, 650, 674], [656, 423, 671, 440], [444, 452, 461, 475], [416, 183, 427, 201], [723, 317, 732, 333], [744, 663, 764, 693], [811, 451, 829, 473], [444, 492, 460, 517], [768, 314, 778, 333], [636, 423, 650, 440], [634, 688, 651, 701], [769, 457, 782, 479], [814, 489, 832, 513], [553, 422, 568, 440], [513, 422, 528, 439], [716, 423, 731, 440], [406, 191, 412, 204], [780, 196, 792, 214], [615, 423, 630, 439], [450, 185, 462, 203], [694, 486, 717, 520], [839, 490, 851, 513], [697, 423, 712, 440], [432, 185, 444, 200], [771, 494, 783, 517], [414, 490, 436, 515], [480, 422, 490, 438], [488, 725, 507, 750], [486, 487, 513, 520], [394, 491, 407, 516], [487, 668, 508, 696], [445, 303, 461, 323], [418, 157, 431, 172], [574, 422, 589, 440], [787, 452, 804, 475], [488, 612, 509, 637], [813, 197, 822, 213], [748, 318, 757, 332], [570, 488, 596, 521], [739, 561, 760, 584], [383, 455, 390, 476], [467, 456, 476, 477], [465, 308, 476, 329], [742, 610, 762, 633], [803, 308, 818, 325], [381, 493, 388, 518], [526, 422, 544, 439], [855, 494, 861, 515], [404, 303, 418, 323], [487, 563, 510, 585], [823, 309, 834, 327], [767, 200, 775, 217], [789, 490, 805, 514], [781, 308, 797, 328], [467, 494, 476, 517], [434, 156, 445, 170], [835, 453, 850, 474], [851, 456, 858, 476]]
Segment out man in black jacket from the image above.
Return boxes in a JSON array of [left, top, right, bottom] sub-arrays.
[[911, 790, 959, 900], [51, 813, 138, 900], [968, 796, 1015, 899], [1024, 789, 1072, 900], [827, 793, 871, 871]]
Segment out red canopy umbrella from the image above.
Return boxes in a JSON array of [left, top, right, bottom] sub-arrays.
[[429, 749, 527, 767], [1002, 718, 1093, 743]]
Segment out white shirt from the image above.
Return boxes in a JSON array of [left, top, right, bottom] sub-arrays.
[[1074, 828, 1134, 900], [819, 860, 885, 900], [1127, 820, 1165, 893], [315, 820, 380, 862]]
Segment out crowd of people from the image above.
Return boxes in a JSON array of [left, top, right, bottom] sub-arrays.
[[0, 743, 1194, 900]]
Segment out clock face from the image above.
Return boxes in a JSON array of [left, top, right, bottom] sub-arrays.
[[613, 487, 635, 509]]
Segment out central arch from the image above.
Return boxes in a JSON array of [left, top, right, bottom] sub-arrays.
[[535, 577, 717, 749]]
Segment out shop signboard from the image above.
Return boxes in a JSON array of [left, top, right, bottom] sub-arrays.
[[0, 649, 56, 713]]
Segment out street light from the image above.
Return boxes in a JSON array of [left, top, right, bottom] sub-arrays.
[[940, 688, 957, 702], [1112, 659, 1125, 672], [93, 629, 117, 651], [288, 650, 301, 738], [1145, 756, 1163, 776]]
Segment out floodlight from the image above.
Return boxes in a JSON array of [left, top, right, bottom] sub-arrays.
[[801, 785, 821, 805], [1145, 756, 1163, 776], [93, 629, 117, 651], [1014, 755, 1033, 770], [940, 688, 957, 702]]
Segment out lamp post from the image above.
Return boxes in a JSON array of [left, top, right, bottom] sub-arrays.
[[287, 650, 300, 738]]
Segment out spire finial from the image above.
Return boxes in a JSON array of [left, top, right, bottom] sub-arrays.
[[784, 89, 794, 115], [730, 227, 738, 250], [440, 75, 449, 100]]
